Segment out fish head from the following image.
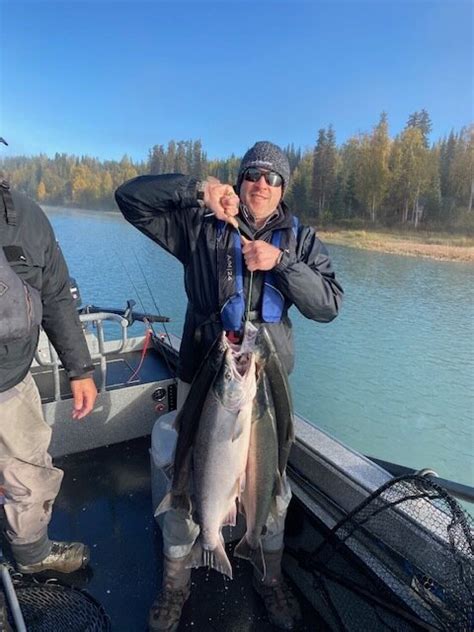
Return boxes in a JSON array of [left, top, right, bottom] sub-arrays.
[[214, 347, 256, 412]]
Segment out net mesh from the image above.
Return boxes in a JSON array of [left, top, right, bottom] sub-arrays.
[[304, 475, 473, 631], [3, 577, 110, 631]]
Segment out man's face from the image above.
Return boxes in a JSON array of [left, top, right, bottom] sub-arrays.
[[239, 169, 283, 222]]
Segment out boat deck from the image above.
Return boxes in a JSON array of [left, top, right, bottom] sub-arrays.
[[5, 437, 324, 631]]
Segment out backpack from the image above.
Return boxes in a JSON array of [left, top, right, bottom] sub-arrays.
[[0, 183, 43, 343]]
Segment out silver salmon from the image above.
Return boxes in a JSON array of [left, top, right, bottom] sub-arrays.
[[188, 323, 258, 579], [234, 368, 281, 578]]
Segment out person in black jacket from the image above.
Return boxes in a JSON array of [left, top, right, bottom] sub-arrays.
[[0, 178, 97, 574], [116, 141, 343, 631]]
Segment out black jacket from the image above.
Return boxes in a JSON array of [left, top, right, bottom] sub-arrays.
[[0, 189, 94, 392], [115, 174, 343, 382]]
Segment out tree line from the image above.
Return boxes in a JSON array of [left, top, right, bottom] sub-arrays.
[[1, 111, 472, 232]]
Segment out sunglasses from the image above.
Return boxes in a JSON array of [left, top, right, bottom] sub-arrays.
[[243, 168, 283, 187]]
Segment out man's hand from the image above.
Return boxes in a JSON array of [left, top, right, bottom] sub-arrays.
[[70, 377, 97, 420], [203, 177, 240, 226], [241, 236, 282, 272]]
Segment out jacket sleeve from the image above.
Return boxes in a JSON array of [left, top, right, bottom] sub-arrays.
[[274, 225, 343, 322], [40, 216, 94, 379], [115, 174, 206, 264]]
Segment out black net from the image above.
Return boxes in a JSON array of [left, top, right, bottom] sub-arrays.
[[3, 577, 110, 631], [303, 475, 473, 631]]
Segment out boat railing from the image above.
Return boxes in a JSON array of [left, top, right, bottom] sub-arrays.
[[367, 455, 474, 504], [34, 311, 129, 399]]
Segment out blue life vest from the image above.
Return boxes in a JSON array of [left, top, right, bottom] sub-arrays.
[[217, 217, 299, 331]]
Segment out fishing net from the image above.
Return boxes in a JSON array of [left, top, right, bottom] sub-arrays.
[[300, 475, 473, 631], [2, 576, 110, 631]]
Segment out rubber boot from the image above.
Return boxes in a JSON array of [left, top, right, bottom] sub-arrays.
[[252, 547, 302, 631], [16, 541, 90, 574], [148, 554, 191, 632]]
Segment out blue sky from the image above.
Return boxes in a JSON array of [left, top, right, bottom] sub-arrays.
[[0, 0, 472, 162]]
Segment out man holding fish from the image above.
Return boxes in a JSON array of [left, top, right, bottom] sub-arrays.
[[116, 141, 343, 631]]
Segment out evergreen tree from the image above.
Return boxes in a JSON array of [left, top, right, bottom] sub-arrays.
[[175, 141, 188, 174], [286, 151, 313, 217], [149, 144, 166, 174], [450, 125, 474, 212], [407, 109, 432, 148], [165, 141, 176, 172]]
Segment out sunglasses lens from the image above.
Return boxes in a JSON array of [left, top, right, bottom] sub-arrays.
[[244, 168, 282, 187], [267, 172, 282, 187], [244, 168, 261, 182]]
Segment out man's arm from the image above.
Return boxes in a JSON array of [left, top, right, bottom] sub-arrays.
[[115, 174, 238, 263], [273, 226, 343, 322], [40, 215, 97, 416]]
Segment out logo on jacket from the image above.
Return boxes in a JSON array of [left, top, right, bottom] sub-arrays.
[[226, 254, 233, 281]]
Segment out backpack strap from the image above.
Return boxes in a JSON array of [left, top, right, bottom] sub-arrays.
[[0, 179, 16, 226]]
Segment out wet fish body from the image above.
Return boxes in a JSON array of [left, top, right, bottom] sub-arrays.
[[234, 369, 280, 577], [169, 336, 226, 506], [189, 324, 258, 578], [258, 326, 295, 474]]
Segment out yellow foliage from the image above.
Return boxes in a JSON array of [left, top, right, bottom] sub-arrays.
[[37, 180, 46, 200]]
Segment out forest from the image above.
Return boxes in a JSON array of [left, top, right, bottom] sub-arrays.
[[1, 110, 472, 233]]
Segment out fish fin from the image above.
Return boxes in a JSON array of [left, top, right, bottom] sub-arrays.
[[174, 493, 192, 513], [222, 501, 237, 527], [188, 538, 233, 579], [154, 492, 191, 517], [232, 413, 246, 441], [234, 537, 266, 579], [154, 492, 172, 517]]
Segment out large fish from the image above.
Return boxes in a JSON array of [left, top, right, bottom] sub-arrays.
[[257, 326, 295, 475], [167, 335, 227, 510], [234, 368, 281, 578], [187, 323, 258, 578]]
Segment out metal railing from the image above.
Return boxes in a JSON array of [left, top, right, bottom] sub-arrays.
[[34, 312, 129, 399]]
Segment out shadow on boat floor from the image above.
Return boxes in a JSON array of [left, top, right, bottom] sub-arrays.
[[1, 437, 324, 631]]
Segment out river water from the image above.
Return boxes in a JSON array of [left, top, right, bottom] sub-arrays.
[[45, 207, 474, 489]]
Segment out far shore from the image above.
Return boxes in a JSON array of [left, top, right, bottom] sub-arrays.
[[43, 206, 474, 263], [318, 229, 474, 263]]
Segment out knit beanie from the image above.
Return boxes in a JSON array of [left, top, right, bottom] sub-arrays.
[[236, 141, 290, 193]]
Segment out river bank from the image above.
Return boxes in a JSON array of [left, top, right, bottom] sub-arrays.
[[44, 206, 474, 263], [318, 229, 474, 263]]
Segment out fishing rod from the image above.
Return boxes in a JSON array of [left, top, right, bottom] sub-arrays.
[[112, 240, 154, 325], [129, 248, 178, 379], [224, 212, 255, 325], [109, 239, 178, 384]]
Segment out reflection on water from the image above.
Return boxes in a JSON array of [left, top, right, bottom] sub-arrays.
[[47, 207, 474, 488]]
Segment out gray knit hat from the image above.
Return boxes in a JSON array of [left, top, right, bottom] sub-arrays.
[[237, 141, 290, 193]]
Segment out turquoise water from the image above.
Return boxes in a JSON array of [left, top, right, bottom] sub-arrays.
[[46, 207, 474, 488]]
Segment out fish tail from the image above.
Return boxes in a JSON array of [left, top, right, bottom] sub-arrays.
[[234, 537, 266, 578], [154, 492, 173, 517], [188, 538, 233, 579]]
